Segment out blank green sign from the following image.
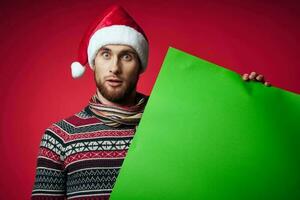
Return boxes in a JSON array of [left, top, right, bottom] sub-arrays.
[[111, 47, 300, 200]]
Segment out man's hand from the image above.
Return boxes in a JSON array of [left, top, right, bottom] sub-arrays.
[[242, 71, 271, 86]]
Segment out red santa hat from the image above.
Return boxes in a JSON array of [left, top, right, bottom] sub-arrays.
[[71, 5, 149, 79]]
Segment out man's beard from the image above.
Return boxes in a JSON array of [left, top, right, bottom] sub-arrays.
[[95, 75, 138, 104]]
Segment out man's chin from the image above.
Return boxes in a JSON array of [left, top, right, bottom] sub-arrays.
[[99, 86, 127, 103], [105, 86, 124, 95]]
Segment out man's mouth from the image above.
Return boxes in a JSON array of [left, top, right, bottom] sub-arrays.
[[106, 78, 123, 87]]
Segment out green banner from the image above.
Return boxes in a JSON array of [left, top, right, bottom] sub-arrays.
[[111, 47, 300, 200]]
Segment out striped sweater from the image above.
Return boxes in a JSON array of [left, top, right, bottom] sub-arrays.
[[31, 105, 139, 200]]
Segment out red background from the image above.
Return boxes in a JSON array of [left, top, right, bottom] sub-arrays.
[[0, 0, 299, 199]]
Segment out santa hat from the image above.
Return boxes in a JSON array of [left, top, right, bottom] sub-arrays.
[[71, 5, 149, 79]]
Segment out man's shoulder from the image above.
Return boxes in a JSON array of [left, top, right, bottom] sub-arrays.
[[44, 106, 101, 137], [53, 106, 93, 123]]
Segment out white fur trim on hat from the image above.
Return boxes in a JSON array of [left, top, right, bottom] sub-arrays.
[[71, 61, 86, 79], [87, 25, 148, 72]]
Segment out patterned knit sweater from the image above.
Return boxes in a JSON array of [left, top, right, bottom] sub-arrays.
[[31, 105, 140, 200]]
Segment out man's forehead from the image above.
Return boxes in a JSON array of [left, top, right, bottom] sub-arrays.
[[100, 44, 136, 53]]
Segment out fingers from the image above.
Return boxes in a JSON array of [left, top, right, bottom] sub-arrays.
[[249, 72, 257, 80], [242, 71, 271, 87], [256, 74, 264, 82], [242, 73, 249, 81], [264, 81, 271, 87], [242, 72, 258, 81]]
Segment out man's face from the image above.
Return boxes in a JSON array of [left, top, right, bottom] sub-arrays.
[[93, 44, 140, 103]]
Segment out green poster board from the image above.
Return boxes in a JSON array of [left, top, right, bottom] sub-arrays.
[[110, 47, 300, 200]]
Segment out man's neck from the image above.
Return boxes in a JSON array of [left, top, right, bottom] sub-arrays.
[[96, 88, 137, 107]]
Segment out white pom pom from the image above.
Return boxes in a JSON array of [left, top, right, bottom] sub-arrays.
[[71, 62, 86, 79]]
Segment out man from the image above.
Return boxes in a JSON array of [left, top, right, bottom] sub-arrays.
[[31, 5, 270, 200]]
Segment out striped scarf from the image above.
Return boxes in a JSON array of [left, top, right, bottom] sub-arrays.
[[88, 92, 149, 127]]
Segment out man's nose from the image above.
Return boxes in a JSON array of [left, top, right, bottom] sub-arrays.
[[109, 56, 121, 74]]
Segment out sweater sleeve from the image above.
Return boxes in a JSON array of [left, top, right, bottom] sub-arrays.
[[31, 127, 67, 200]]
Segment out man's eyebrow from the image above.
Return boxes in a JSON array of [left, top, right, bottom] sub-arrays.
[[97, 47, 137, 56], [120, 49, 138, 55], [99, 47, 111, 52]]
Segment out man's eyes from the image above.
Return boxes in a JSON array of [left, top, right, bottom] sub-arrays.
[[100, 52, 134, 61], [122, 54, 132, 61], [101, 52, 111, 59]]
